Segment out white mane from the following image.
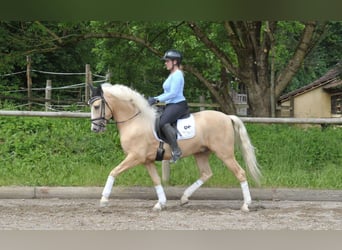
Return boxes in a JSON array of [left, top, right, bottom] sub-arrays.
[[101, 83, 157, 122]]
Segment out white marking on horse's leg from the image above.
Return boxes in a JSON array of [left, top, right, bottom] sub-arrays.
[[240, 180, 251, 212], [240, 180, 252, 204], [100, 175, 115, 207], [154, 185, 166, 210], [182, 152, 212, 205], [241, 203, 250, 212], [180, 196, 189, 205], [100, 196, 109, 207], [153, 202, 165, 211], [181, 179, 204, 205]]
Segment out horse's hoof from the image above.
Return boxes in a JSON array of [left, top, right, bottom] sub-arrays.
[[100, 197, 109, 207], [241, 203, 250, 212], [180, 195, 189, 206], [152, 202, 165, 211]]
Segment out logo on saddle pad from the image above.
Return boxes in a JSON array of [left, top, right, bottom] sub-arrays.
[[176, 114, 195, 140]]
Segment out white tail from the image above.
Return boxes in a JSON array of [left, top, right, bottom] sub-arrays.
[[228, 115, 262, 185]]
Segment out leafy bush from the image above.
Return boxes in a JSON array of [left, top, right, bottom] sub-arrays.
[[0, 116, 341, 189]]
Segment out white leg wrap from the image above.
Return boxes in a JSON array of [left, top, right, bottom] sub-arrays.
[[240, 181, 252, 205], [183, 179, 204, 198], [155, 185, 166, 205], [102, 175, 115, 198]]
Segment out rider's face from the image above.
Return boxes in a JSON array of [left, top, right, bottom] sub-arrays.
[[165, 59, 176, 71]]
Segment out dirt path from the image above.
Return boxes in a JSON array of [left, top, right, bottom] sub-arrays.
[[0, 199, 341, 230]]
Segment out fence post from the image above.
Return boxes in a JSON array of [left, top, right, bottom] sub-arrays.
[[199, 95, 205, 111], [26, 56, 32, 110], [45, 80, 52, 111], [85, 64, 92, 102], [105, 69, 111, 83], [162, 160, 170, 183]]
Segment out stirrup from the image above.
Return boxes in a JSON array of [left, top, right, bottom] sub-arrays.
[[170, 150, 182, 163]]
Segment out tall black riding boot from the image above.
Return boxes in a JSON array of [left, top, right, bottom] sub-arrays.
[[161, 123, 182, 163]]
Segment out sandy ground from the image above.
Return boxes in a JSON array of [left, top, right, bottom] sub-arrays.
[[0, 198, 341, 230]]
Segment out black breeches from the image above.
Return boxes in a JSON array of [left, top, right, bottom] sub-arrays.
[[159, 101, 189, 128]]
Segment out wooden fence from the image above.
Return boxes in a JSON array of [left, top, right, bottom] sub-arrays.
[[1, 110, 342, 124], [1, 63, 105, 111], [2, 62, 244, 112]]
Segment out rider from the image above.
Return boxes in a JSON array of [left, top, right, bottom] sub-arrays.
[[148, 49, 189, 163]]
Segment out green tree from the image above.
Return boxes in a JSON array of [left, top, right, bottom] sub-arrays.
[[285, 21, 342, 93], [0, 21, 97, 105], [2, 21, 340, 117], [72, 21, 328, 116]]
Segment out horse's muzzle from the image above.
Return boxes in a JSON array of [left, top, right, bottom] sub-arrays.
[[91, 121, 107, 133]]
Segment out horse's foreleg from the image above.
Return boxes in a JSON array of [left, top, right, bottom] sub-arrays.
[[145, 163, 166, 211], [100, 175, 115, 207], [181, 152, 212, 205], [100, 154, 140, 207]]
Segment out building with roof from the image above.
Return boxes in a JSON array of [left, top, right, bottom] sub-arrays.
[[277, 63, 342, 118]]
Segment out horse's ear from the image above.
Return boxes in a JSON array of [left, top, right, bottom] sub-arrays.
[[89, 84, 103, 97], [97, 86, 103, 97], [89, 84, 96, 97]]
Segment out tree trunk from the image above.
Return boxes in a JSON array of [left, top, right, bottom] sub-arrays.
[[247, 81, 271, 117], [188, 21, 321, 117], [275, 21, 318, 98]]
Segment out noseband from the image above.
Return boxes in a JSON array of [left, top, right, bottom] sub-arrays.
[[88, 94, 141, 127]]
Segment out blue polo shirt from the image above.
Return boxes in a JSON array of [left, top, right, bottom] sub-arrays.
[[155, 69, 186, 104]]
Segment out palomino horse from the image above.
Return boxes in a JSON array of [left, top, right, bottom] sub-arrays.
[[88, 83, 261, 212]]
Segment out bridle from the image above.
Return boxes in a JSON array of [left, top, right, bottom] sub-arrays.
[[88, 95, 111, 128], [88, 93, 141, 127]]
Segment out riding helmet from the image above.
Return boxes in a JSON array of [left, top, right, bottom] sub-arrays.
[[161, 49, 182, 64]]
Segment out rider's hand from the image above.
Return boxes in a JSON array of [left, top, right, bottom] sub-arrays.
[[148, 97, 158, 106]]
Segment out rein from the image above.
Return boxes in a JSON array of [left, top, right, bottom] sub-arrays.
[[114, 110, 141, 124], [88, 95, 141, 126]]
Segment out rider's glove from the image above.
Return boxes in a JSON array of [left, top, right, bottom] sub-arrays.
[[148, 97, 159, 106]]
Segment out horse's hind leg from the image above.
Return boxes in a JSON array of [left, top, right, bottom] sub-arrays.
[[180, 151, 212, 205], [216, 151, 252, 212]]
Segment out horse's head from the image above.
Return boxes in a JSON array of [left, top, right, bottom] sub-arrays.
[[88, 85, 112, 133]]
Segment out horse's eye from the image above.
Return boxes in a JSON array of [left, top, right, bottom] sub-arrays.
[[94, 105, 100, 110]]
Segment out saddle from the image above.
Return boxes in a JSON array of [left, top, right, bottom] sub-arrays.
[[154, 111, 190, 142], [154, 108, 195, 161]]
